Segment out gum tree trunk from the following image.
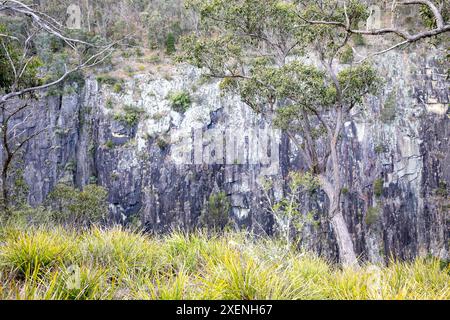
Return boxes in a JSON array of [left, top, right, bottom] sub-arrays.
[[330, 204, 359, 267], [318, 125, 359, 267], [319, 174, 359, 267]]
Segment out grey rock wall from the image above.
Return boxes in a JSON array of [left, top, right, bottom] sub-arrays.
[[4, 47, 449, 263]]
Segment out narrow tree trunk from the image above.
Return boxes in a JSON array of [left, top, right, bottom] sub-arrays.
[[0, 108, 8, 215], [0, 146, 12, 217], [319, 174, 359, 268], [321, 102, 359, 267], [1, 167, 8, 213], [330, 202, 359, 268], [85, 0, 92, 33], [0, 107, 12, 217]]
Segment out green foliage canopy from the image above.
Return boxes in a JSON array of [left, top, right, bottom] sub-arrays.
[[180, 0, 382, 177]]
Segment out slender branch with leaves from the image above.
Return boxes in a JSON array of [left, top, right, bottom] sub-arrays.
[[261, 172, 319, 252]]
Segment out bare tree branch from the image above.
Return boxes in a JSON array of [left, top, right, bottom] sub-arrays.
[[298, 0, 449, 60], [11, 126, 48, 158], [0, 33, 18, 41], [1, 0, 94, 49], [0, 41, 117, 104], [355, 40, 410, 63], [4, 102, 29, 124], [399, 0, 445, 29], [0, 0, 123, 212]]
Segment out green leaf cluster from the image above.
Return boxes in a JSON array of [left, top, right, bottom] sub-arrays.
[[46, 184, 108, 225]]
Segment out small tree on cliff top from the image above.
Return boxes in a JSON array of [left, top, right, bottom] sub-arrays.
[[180, 0, 449, 267]]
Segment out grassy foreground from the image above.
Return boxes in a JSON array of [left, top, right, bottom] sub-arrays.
[[0, 226, 448, 300]]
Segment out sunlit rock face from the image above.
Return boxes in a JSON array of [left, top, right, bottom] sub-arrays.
[[8, 46, 449, 263]]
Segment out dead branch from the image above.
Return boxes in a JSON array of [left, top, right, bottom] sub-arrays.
[[298, 0, 449, 59]]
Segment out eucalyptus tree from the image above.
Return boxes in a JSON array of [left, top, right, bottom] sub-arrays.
[[180, 0, 449, 267], [179, 0, 378, 266]]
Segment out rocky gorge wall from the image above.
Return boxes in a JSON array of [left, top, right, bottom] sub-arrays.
[[6, 46, 449, 263]]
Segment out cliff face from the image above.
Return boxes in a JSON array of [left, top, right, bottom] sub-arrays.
[[9, 48, 449, 263]]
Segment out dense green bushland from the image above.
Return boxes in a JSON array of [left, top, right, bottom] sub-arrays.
[[0, 223, 448, 300], [7, 184, 108, 227]]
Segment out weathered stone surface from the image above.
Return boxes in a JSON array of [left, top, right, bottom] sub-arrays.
[[3, 47, 448, 263]]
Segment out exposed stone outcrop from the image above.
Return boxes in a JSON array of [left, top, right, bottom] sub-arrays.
[[4, 47, 449, 263]]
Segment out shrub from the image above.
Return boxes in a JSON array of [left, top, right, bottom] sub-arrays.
[[374, 144, 385, 154], [339, 46, 354, 64], [66, 71, 85, 88], [134, 47, 144, 57], [380, 91, 397, 123], [148, 55, 161, 64], [105, 98, 114, 109], [165, 32, 176, 55], [46, 184, 108, 226], [113, 83, 124, 94], [365, 206, 380, 227], [163, 72, 173, 81], [168, 91, 191, 113], [113, 105, 144, 127], [199, 192, 231, 231], [435, 181, 448, 197], [152, 111, 167, 121], [373, 178, 384, 198], [121, 50, 132, 58], [125, 66, 135, 77], [105, 140, 114, 149], [8, 206, 53, 226], [261, 171, 319, 249], [156, 136, 170, 150], [353, 34, 366, 46], [96, 75, 121, 86]]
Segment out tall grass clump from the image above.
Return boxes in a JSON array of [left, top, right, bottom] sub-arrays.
[[0, 224, 448, 300], [162, 232, 212, 273], [0, 227, 77, 278], [78, 227, 163, 278]]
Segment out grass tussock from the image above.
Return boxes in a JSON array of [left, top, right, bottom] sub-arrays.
[[0, 226, 448, 300]]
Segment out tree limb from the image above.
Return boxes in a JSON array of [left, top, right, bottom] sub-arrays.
[[398, 0, 445, 29], [355, 40, 410, 63], [298, 0, 449, 58], [1, 0, 94, 49], [0, 33, 19, 41], [11, 126, 48, 158], [0, 41, 117, 103]]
